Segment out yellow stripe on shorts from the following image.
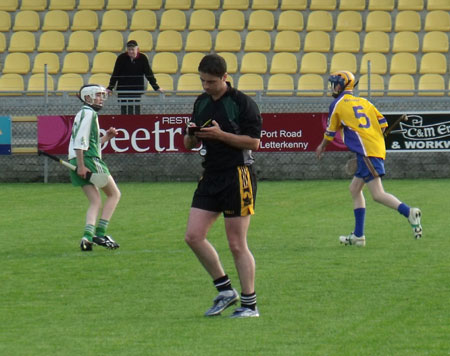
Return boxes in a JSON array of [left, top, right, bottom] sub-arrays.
[[238, 166, 255, 216]]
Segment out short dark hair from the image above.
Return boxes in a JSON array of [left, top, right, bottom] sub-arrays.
[[198, 54, 227, 78]]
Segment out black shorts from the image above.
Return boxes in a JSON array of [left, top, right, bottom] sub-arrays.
[[191, 165, 257, 217]]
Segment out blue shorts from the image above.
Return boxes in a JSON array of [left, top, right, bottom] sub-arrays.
[[355, 155, 385, 183]]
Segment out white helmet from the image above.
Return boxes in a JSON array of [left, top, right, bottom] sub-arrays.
[[79, 84, 107, 110]]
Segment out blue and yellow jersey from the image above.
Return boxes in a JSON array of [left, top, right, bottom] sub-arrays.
[[324, 91, 388, 159]]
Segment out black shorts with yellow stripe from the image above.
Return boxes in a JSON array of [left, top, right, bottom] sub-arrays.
[[191, 165, 257, 217]]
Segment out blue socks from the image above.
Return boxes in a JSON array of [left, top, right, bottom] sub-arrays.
[[397, 203, 410, 218], [354, 208, 365, 237]]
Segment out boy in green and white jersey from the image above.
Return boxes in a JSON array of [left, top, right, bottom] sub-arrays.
[[69, 84, 121, 251]]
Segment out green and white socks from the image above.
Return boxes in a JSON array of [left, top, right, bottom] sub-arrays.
[[83, 224, 96, 242], [83, 219, 109, 242]]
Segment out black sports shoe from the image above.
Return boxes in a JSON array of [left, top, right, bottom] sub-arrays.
[[93, 235, 120, 249], [80, 237, 93, 251]]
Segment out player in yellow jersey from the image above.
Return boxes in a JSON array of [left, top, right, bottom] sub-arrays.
[[315, 71, 422, 246]]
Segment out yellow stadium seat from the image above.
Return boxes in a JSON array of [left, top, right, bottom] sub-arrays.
[[215, 31, 241, 52], [57, 73, 84, 94], [390, 53, 417, 74], [130, 10, 157, 31], [13, 10, 40, 31], [274, 31, 300, 52], [3, 53, 30, 74], [107, 0, 133, 10], [96, 30, 123, 52], [280, 0, 306, 10], [277, 11, 304, 31], [101, 10, 127, 31], [270, 52, 297, 74], [267, 74, 294, 96], [27, 74, 55, 95], [418, 74, 445, 96], [299, 52, 327, 74], [392, 32, 419, 53], [71, 10, 98, 31], [252, 0, 278, 10], [310, 0, 336, 10], [0, 74, 24, 95], [177, 73, 203, 95], [193, 0, 220, 9], [136, 0, 162, 9], [9, 31, 35, 52], [88, 73, 111, 87], [0, 11, 11, 31], [244, 31, 271, 52], [306, 11, 333, 32], [42, 10, 70, 31], [330, 53, 357, 73], [218, 10, 245, 31], [358, 74, 385, 96], [67, 31, 94, 52], [420, 53, 447, 74], [152, 52, 178, 74], [339, 0, 365, 10], [395, 11, 421, 32], [217, 52, 238, 73], [363, 31, 390, 53], [165, 0, 191, 10], [49, 0, 76, 10], [38, 31, 65, 52], [155, 30, 183, 52], [387, 74, 415, 96], [424, 11, 450, 31], [0, 33, 5, 52], [21, 0, 46, 10], [32, 53, 60, 74], [223, 0, 249, 10], [146, 73, 174, 95], [128, 31, 153, 52], [368, 0, 394, 11], [333, 31, 360, 53], [237, 74, 264, 96], [360, 53, 387, 74], [62, 52, 90, 74], [336, 11, 362, 32], [160, 9, 186, 31], [189, 9, 215, 31], [180, 52, 205, 74], [427, 0, 450, 10], [303, 31, 330, 52], [241, 52, 267, 74], [78, 0, 105, 10], [248, 10, 274, 31], [0, 0, 18, 12], [91, 52, 117, 74], [297, 74, 324, 96], [422, 31, 449, 53], [185, 30, 212, 52], [365, 11, 392, 32], [398, 0, 423, 10]]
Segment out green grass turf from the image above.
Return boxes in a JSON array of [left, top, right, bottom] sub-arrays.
[[1, 180, 449, 355]]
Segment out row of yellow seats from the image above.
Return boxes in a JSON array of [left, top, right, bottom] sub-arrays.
[[1, 72, 449, 98], [2, 51, 448, 77], [3, 8, 450, 33], [3, 0, 450, 12], [3, 49, 447, 78], [3, 29, 449, 55]]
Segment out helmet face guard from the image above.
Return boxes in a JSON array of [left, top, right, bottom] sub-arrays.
[[328, 71, 358, 98], [78, 84, 107, 111]]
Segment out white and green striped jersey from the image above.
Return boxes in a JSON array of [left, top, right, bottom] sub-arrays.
[[68, 105, 101, 160]]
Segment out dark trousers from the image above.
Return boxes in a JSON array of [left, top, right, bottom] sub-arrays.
[[119, 98, 141, 115]]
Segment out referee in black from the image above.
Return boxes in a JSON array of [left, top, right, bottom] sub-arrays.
[[184, 54, 262, 318]]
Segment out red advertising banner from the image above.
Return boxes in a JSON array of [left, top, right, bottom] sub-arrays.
[[38, 113, 347, 154]]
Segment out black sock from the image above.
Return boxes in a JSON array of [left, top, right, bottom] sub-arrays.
[[241, 292, 257, 310], [213, 275, 232, 292]]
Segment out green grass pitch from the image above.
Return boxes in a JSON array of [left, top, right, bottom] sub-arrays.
[[1, 180, 449, 355]]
